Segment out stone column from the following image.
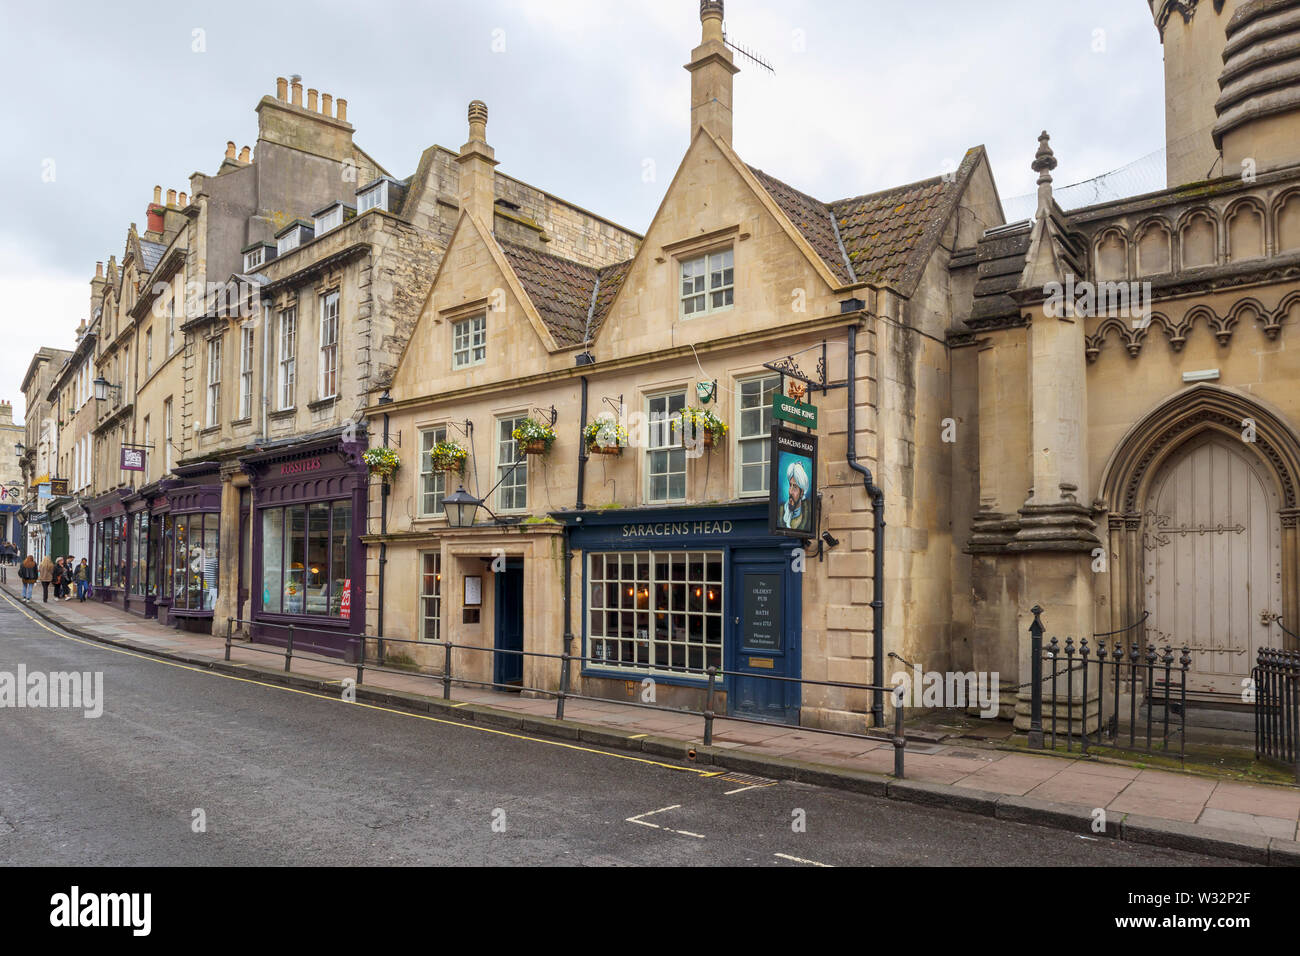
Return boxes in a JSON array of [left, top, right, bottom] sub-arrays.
[[213, 462, 242, 637]]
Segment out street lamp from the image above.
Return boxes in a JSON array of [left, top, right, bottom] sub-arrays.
[[442, 486, 483, 529], [15, 442, 24, 457], [93, 376, 122, 402]]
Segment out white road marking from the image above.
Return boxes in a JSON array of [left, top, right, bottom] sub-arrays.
[[724, 783, 775, 795], [774, 852, 833, 867], [625, 805, 706, 839]]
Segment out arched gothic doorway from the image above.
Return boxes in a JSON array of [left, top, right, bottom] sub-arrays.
[[1100, 385, 1300, 700]]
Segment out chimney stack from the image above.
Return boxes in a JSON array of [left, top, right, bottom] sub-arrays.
[[0, 401, 11, 426], [96, 261, 103, 278], [686, 0, 739, 146], [322, 93, 332, 116], [456, 100, 499, 230], [166, 188, 177, 207], [291, 77, 303, 107], [147, 187, 166, 234], [239, 145, 250, 163], [178, 191, 187, 207], [225, 141, 237, 161]]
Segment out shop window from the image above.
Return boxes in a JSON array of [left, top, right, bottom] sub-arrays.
[[172, 514, 220, 611], [679, 247, 734, 318], [736, 374, 780, 496], [496, 416, 527, 512], [587, 551, 724, 676], [130, 512, 148, 598], [420, 552, 442, 641], [646, 391, 687, 503], [418, 426, 449, 516], [260, 501, 353, 618]]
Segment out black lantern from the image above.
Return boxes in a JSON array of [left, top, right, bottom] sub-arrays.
[[93, 375, 120, 402], [442, 486, 483, 529], [15, 441, 24, 457]]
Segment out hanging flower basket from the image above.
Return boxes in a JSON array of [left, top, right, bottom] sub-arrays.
[[429, 439, 468, 476], [679, 407, 727, 450], [362, 446, 401, 481], [583, 414, 628, 456], [512, 417, 557, 455]]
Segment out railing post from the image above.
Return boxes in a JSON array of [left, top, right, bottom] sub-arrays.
[[703, 666, 717, 746], [225, 617, 233, 662], [356, 636, 365, 688], [284, 625, 294, 673], [442, 641, 452, 700], [556, 651, 571, 721], [892, 686, 906, 779], [1028, 605, 1044, 749]]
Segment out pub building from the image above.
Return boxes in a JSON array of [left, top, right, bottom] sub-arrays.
[[240, 427, 367, 660]]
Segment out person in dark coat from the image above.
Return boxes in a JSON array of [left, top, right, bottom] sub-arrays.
[[17, 555, 37, 600]]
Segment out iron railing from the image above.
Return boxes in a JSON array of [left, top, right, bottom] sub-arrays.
[[224, 617, 906, 778], [1254, 617, 1300, 782], [1028, 606, 1190, 762]]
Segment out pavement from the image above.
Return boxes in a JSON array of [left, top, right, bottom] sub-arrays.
[[3, 578, 1299, 865]]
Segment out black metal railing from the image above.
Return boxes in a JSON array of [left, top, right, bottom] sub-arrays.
[[224, 617, 906, 778], [1254, 617, 1300, 782], [1028, 606, 1189, 762]]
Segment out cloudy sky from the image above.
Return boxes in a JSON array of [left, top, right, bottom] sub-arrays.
[[0, 0, 1165, 420]]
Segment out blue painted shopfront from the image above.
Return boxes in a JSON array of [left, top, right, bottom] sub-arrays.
[[560, 502, 803, 724]]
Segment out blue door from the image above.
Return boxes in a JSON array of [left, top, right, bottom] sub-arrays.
[[494, 563, 525, 687], [728, 553, 800, 723]]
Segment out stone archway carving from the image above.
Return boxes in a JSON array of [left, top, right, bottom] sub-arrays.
[[1098, 384, 1300, 646]]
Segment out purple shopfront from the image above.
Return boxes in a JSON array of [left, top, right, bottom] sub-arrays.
[[164, 465, 223, 633], [242, 436, 367, 660]]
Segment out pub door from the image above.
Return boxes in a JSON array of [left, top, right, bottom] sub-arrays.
[[727, 552, 799, 724], [494, 561, 525, 688]]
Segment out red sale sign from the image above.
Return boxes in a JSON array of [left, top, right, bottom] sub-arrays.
[[340, 579, 351, 620]]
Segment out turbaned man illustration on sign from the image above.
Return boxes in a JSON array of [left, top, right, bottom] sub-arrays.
[[780, 460, 812, 534]]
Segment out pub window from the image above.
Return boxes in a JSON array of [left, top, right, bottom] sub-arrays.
[[587, 551, 724, 675], [420, 552, 442, 641], [646, 390, 687, 503], [259, 501, 353, 618], [679, 247, 734, 318], [736, 374, 780, 496], [418, 425, 449, 516], [496, 415, 527, 512]]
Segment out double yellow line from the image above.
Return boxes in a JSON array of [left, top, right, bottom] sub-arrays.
[[0, 590, 720, 777]]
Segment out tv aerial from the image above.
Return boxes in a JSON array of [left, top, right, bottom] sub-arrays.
[[723, 29, 775, 74]]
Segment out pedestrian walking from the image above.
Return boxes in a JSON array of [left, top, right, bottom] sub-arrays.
[[52, 557, 65, 600], [74, 558, 89, 602], [17, 555, 37, 600], [38, 554, 54, 602]]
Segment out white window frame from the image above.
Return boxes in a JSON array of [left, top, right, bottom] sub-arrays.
[[166, 295, 175, 355], [244, 247, 264, 272], [205, 338, 222, 428], [679, 247, 735, 319], [314, 206, 343, 234], [164, 398, 173, 472], [645, 390, 688, 504], [418, 425, 449, 517], [319, 292, 339, 400], [278, 308, 297, 410], [735, 373, 780, 497], [142, 416, 151, 482], [452, 314, 487, 369], [419, 551, 442, 642], [495, 415, 528, 513], [239, 322, 255, 420], [145, 328, 153, 377], [277, 229, 301, 256], [357, 182, 388, 214]]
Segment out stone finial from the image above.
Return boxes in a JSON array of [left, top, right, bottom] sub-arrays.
[[225, 141, 237, 160], [276, 76, 288, 101], [1032, 130, 1057, 185], [468, 100, 489, 142], [700, 1, 724, 42]]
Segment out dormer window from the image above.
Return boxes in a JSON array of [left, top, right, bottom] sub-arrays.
[[275, 220, 314, 256], [680, 247, 734, 318], [241, 241, 276, 273], [357, 181, 388, 214], [312, 201, 355, 235]]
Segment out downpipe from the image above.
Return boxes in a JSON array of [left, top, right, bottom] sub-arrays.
[[846, 323, 887, 727]]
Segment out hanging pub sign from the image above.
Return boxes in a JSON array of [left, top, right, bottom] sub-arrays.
[[49, 478, 69, 496], [772, 395, 818, 430], [120, 448, 145, 472], [769, 425, 817, 538]]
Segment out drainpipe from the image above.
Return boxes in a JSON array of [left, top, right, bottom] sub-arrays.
[[846, 322, 887, 727], [562, 376, 589, 700], [576, 376, 589, 510], [376, 403, 392, 664]]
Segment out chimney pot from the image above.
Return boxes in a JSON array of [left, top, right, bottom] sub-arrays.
[[226, 141, 237, 160], [336, 98, 347, 122], [239, 145, 250, 163], [468, 100, 489, 142], [307, 88, 318, 112], [291, 79, 303, 107], [153, 185, 162, 204], [166, 188, 177, 207], [179, 191, 187, 206], [322, 93, 333, 116], [276, 76, 288, 101]]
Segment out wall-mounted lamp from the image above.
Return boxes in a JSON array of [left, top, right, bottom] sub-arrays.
[[92, 376, 122, 402]]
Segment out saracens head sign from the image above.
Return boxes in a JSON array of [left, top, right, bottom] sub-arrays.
[[769, 426, 816, 539]]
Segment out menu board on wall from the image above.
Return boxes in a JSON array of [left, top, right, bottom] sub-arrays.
[[742, 572, 783, 652]]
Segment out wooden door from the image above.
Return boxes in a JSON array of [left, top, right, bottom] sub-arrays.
[[1143, 433, 1282, 696]]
